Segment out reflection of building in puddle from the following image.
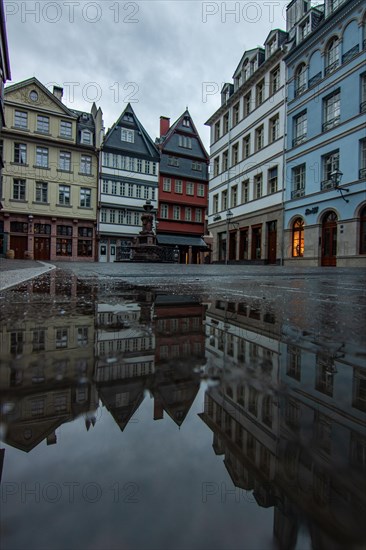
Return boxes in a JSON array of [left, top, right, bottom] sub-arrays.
[[95, 293, 155, 431], [0, 271, 98, 452], [95, 294, 206, 429], [151, 295, 205, 426], [201, 299, 366, 548]]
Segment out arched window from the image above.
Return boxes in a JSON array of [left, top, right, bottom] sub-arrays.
[[360, 206, 366, 254], [325, 37, 340, 74], [292, 218, 304, 257], [294, 63, 307, 96]]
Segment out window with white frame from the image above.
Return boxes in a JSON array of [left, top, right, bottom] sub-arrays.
[[323, 90, 340, 131], [60, 120, 72, 138], [186, 182, 194, 195], [168, 156, 179, 167], [136, 186, 141, 198], [256, 79, 265, 106], [13, 179, 26, 200], [161, 204, 168, 218], [163, 178, 171, 192], [59, 151, 71, 171], [101, 209, 107, 223], [81, 129, 92, 145], [322, 150, 339, 189], [173, 205, 180, 220], [195, 208, 202, 222], [102, 180, 108, 193], [361, 73, 366, 113], [232, 143, 239, 165], [129, 157, 135, 171], [144, 186, 149, 199], [178, 135, 192, 148], [121, 128, 134, 142], [80, 187, 91, 207], [137, 158, 142, 172], [37, 115, 49, 133], [14, 110, 28, 129], [270, 65, 280, 94], [214, 121, 220, 141], [58, 185, 70, 205], [255, 125, 264, 151], [118, 210, 124, 224], [269, 114, 280, 143], [325, 36, 340, 75], [294, 63, 307, 96], [231, 185, 238, 207], [242, 180, 249, 203], [175, 180, 182, 193], [35, 181, 48, 203], [268, 167, 278, 194], [243, 135, 250, 159], [185, 207, 192, 221], [291, 164, 306, 198], [56, 328, 68, 348], [360, 139, 366, 179], [36, 147, 48, 168], [213, 156, 220, 176], [197, 184, 204, 197], [128, 183, 133, 197], [111, 181, 117, 195], [293, 111, 307, 146], [254, 174, 262, 199], [213, 194, 219, 213], [223, 113, 229, 133], [110, 209, 116, 223], [222, 150, 228, 171], [120, 182, 125, 196], [80, 154, 92, 175], [300, 17, 310, 40], [192, 161, 202, 171], [244, 92, 251, 117], [14, 143, 27, 164], [222, 190, 228, 210], [233, 102, 240, 125]]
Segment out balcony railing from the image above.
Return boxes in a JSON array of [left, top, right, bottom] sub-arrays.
[[291, 188, 305, 199], [321, 179, 336, 191], [322, 116, 340, 132], [342, 45, 359, 64], [294, 84, 307, 97], [359, 167, 366, 180], [292, 134, 307, 147], [308, 72, 322, 88], [325, 60, 339, 76]]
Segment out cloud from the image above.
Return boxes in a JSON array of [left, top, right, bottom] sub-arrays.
[[4, 0, 288, 147]]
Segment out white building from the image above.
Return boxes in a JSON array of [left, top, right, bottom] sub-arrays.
[[206, 29, 288, 264]]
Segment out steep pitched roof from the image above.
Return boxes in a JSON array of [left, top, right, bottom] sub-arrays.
[[103, 103, 159, 160], [158, 109, 209, 161]]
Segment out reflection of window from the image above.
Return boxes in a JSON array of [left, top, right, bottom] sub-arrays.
[[315, 355, 334, 396], [353, 369, 366, 412], [10, 331, 24, 355], [262, 396, 273, 428], [78, 327, 88, 347], [248, 387, 258, 416], [314, 411, 332, 454], [56, 328, 68, 348], [32, 329, 45, 352], [350, 432, 366, 470], [285, 399, 300, 430]]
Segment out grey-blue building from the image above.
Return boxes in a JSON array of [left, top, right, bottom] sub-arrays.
[[283, 0, 366, 267]]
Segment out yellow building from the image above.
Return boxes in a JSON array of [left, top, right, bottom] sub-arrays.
[[0, 77, 103, 261]]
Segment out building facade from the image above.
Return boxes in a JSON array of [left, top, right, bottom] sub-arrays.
[[98, 103, 160, 262], [206, 30, 288, 264], [0, 78, 103, 261], [156, 110, 210, 264], [0, 0, 11, 206], [283, 0, 366, 266]]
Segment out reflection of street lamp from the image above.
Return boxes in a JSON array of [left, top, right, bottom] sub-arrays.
[[173, 245, 179, 263], [331, 169, 349, 203]]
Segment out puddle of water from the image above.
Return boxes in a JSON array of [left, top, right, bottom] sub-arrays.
[[0, 270, 365, 550]]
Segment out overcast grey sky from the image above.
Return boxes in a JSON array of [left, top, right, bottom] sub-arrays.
[[4, 0, 289, 148]]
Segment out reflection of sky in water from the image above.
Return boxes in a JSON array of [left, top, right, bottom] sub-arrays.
[[0, 270, 365, 550]]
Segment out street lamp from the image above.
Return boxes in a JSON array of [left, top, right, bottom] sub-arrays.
[[331, 169, 349, 202]]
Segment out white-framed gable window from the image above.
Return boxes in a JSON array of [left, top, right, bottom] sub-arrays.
[[121, 128, 134, 143], [81, 129, 93, 145]]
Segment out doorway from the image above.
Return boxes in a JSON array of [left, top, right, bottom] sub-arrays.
[[321, 211, 337, 266], [34, 237, 50, 261], [267, 221, 277, 264]]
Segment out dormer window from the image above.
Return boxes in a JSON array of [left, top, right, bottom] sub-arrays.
[[300, 18, 310, 40], [121, 128, 134, 142], [267, 37, 277, 57], [81, 129, 92, 145]]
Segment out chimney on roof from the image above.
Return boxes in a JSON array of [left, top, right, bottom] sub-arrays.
[[153, 397, 164, 420], [53, 86, 63, 102], [160, 116, 170, 137]]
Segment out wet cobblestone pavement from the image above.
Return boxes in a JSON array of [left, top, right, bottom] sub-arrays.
[[0, 262, 365, 550]]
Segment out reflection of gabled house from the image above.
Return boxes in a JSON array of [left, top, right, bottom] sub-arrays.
[[151, 360, 200, 427], [97, 378, 147, 432]]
